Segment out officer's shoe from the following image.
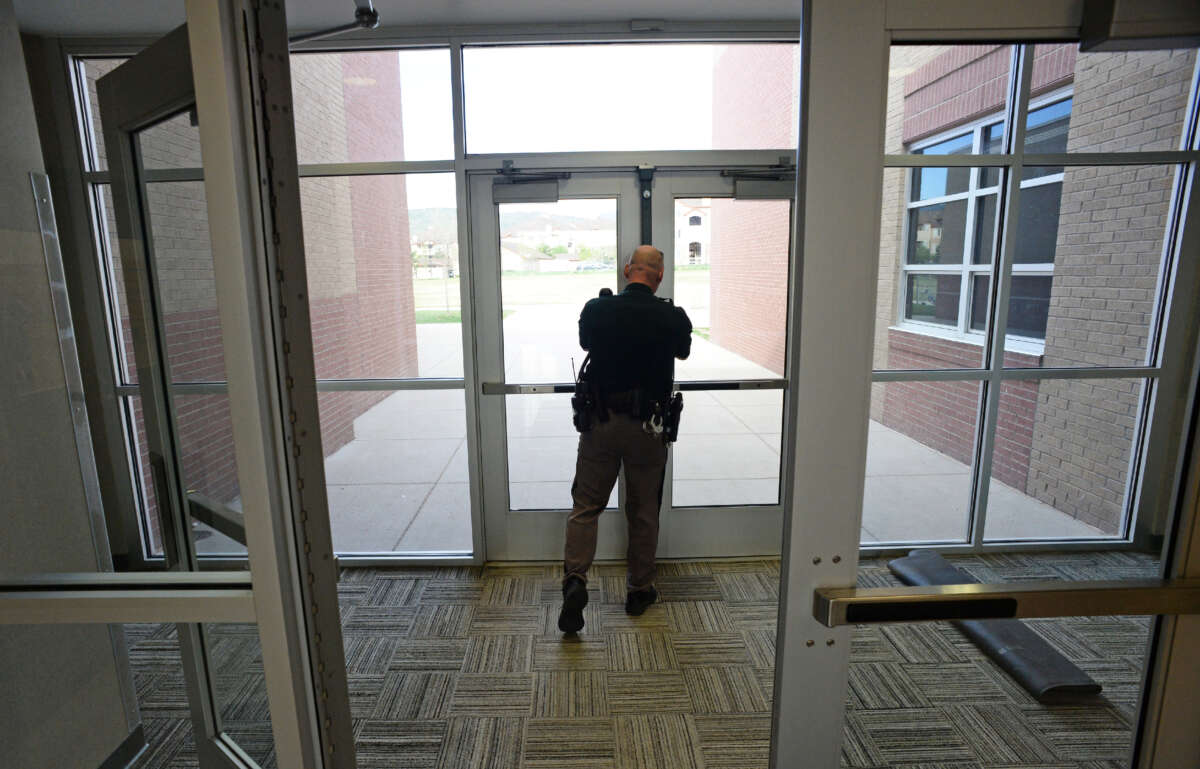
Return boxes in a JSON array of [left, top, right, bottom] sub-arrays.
[[558, 576, 588, 634], [624, 586, 659, 616]]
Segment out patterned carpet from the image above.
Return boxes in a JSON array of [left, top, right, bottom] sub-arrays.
[[126, 551, 1159, 769]]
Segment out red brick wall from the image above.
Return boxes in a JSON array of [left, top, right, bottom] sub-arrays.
[[708, 45, 798, 375], [881, 329, 1042, 489], [112, 52, 418, 550]]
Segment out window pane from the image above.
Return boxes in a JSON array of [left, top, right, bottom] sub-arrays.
[[907, 200, 966, 265], [673, 198, 790, 381], [78, 57, 126, 171], [984, 378, 1143, 540], [863, 381, 981, 543], [904, 274, 960, 327], [971, 192, 998, 265], [1029, 44, 1195, 154], [911, 134, 973, 200], [969, 275, 989, 332], [887, 45, 1012, 155], [506, 394, 615, 511], [673, 389, 782, 507], [1007, 276, 1052, 339], [498, 199, 618, 383], [137, 109, 201, 170], [96, 184, 138, 384], [319, 390, 470, 553], [875, 169, 984, 370], [1021, 98, 1071, 179], [1014, 180, 1062, 264], [291, 49, 453, 163], [1006, 166, 1172, 367], [300, 173, 463, 380], [176, 393, 246, 557], [980, 123, 1005, 187], [464, 43, 799, 153]]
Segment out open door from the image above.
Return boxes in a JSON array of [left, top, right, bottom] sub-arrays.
[[97, 1, 354, 766]]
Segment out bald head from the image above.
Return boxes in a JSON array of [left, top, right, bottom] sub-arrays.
[[624, 245, 665, 291]]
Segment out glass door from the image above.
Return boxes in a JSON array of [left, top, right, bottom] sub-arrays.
[[472, 172, 640, 559], [652, 171, 796, 557], [96, 6, 352, 766]]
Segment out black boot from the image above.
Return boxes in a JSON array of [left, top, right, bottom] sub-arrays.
[[625, 586, 658, 616], [558, 575, 588, 633]]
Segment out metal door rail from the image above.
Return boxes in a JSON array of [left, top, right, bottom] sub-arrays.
[[188, 493, 247, 546], [482, 378, 786, 395], [813, 579, 1200, 626]]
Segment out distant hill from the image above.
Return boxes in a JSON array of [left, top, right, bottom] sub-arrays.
[[407, 207, 616, 245]]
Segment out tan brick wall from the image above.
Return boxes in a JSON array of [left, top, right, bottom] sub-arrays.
[[1026, 49, 1195, 532]]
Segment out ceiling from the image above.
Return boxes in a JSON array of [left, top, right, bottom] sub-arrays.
[[14, 0, 801, 37]]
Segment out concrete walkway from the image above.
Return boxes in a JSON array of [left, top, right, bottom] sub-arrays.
[[311, 319, 1102, 554]]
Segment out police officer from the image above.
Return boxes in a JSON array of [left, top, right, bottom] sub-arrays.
[[558, 245, 692, 633]]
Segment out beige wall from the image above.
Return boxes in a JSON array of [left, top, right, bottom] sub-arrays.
[[0, 1, 133, 764]]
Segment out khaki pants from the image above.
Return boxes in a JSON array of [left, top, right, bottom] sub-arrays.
[[563, 413, 668, 592]]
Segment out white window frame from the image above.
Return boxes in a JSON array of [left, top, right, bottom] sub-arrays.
[[896, 86, 1074, 355]]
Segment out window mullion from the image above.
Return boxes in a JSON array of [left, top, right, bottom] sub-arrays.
[[971, 43, 1035, 551]]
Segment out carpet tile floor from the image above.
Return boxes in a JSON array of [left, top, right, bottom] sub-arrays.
[[127, 551, 1157, 768]]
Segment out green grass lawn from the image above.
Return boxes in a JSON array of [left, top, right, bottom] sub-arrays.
[[415, 309, 513, 324]]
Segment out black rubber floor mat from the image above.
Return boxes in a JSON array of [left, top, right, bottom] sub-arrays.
[[888, 549, 1102, 704]]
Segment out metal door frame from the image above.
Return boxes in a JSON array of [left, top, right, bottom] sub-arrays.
[[470, 170, 640, 560], [85, 1, 353, 766]]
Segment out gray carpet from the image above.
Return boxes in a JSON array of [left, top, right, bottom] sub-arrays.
[[125, 551, 1158, 768]]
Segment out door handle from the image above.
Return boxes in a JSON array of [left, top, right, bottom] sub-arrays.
[[813, 579, 1200, 627]]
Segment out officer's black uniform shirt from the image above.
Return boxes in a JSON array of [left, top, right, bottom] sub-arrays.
[[578, 282, 692, 400]]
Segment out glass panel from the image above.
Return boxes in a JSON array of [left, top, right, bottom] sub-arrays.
[[506, 394, 616, 511], [672, 389, 783, 507], [1029, 43, 1196, 154], [848, 558, 1156, 766], [911, 135, 973, 200], [907, 200, 967, 265], [874, 169, 985, 370], [1022, 98, 1071, 179], [78, 57, 127, 171], [863, 381, 980, 543], [971, 193, 998, 265], [1014, 179, 1062, 264], [175, 393, 245, 556], [498, 199, 618, 384], [142, 181, 228, 382], [136, 110, 201, 170], [97, 184, 138, 384], [980, 122, 1005, 187], [203, 623, 275, 767], [1004, 166, 1172, 367], [984, 378, 1144, 540], [291, 49, 453, 164], [124, 394, 162, 558], [318, 390, 469, 553], [464, 43, 800, 153], [904, 274, 960, 327], [299, 173, 463, 380], [673, 198, 789, 381], [886, 45, 1012, 155]]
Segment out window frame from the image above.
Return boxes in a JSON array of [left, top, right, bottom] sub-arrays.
[[896, 87, 1073, 354]]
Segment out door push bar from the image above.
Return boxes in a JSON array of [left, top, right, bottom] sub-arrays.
[[813, 579, 1200, 627], [481, 378, 787, 395]]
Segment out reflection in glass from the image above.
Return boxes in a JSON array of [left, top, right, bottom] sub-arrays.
[[1022, 97, 1071, 178], [906, 200, 966, 265], [1014, 179, 1062, 264], [971, 193, 998, 265], [498, 199, 618, 384], [205, 623, 274, 767], [862, 381, 981, 543], [905, 274, 960, 327], [136, 110, 202, 169], [318, 390, 469, 553], [985, 378, 1143, 540]]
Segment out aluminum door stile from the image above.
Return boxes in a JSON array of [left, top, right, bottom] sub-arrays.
[[770, 2, 888, 768], [185, 1, 353, 766]]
